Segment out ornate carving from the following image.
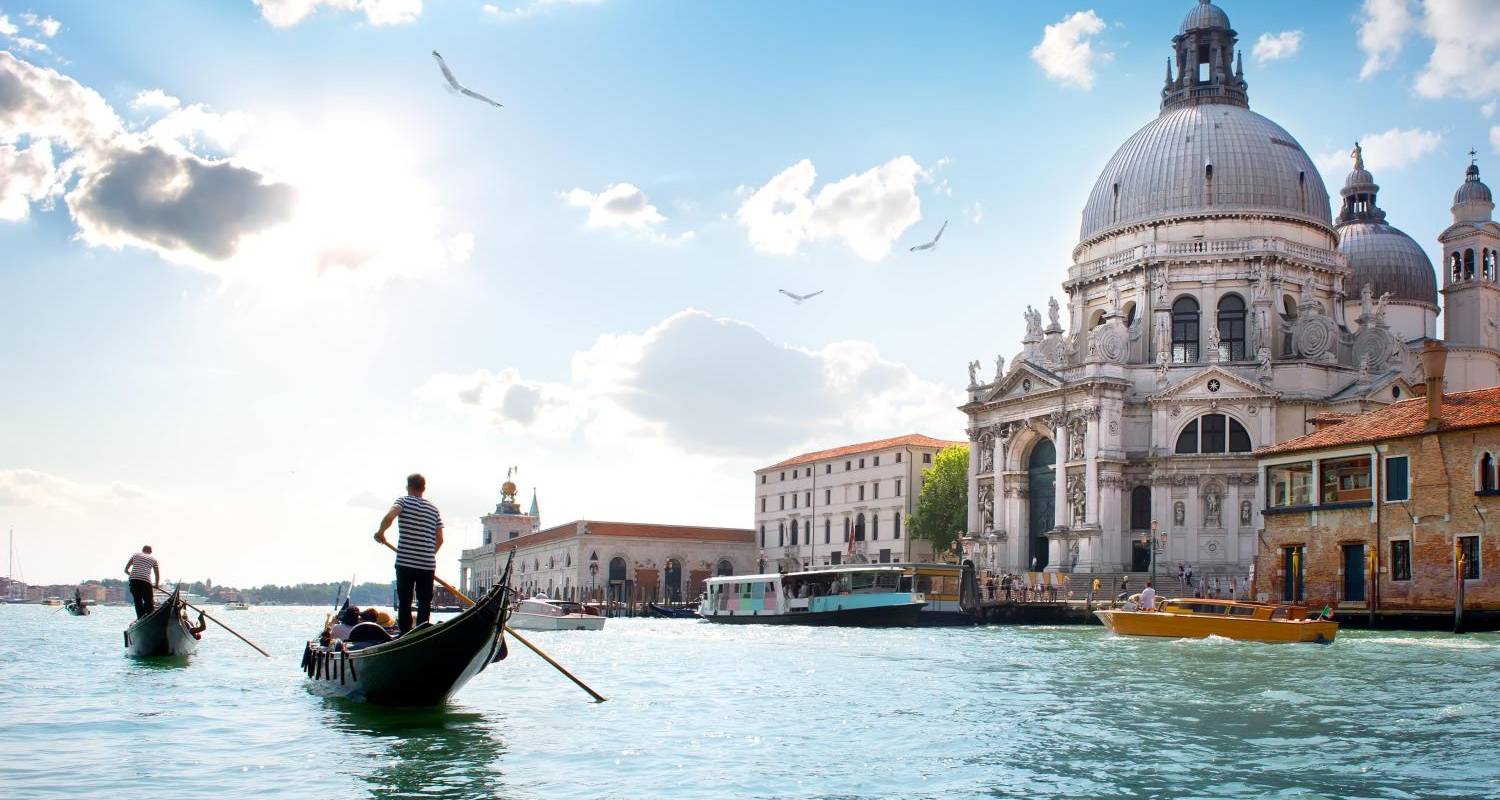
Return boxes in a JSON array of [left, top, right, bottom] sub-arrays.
[[994, 354, 1006, 383], [1352, 325, 1398, 372], [1173, 500, 1186, 525], [1205, 325, 1222, 362], [1256, 345, 1273, 384], [978, 431, 995, 473], [967, 359, 981, 387], [1067, 473, 1087, 526], [1047, 296, 1061, 331], [1024, 306, 1043, 340], [1089, 321, 1128, 364], [978, 482, 994, 531], [1067, 415, 1087, 461], [1291, 309, 1338, 360], [1203, 486, 1222, 527], [1239, 499, 1252, 525]]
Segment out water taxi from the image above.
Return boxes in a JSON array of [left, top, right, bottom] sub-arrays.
[[904, 563, 970, 625], [1095, 597, 1338, 644], [224, 601, 251, 611], [40, 597, 64, 607], [508, 595, 606, 631], [699, 566, 925, 626]]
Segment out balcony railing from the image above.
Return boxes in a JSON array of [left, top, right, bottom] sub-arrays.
[[1071, 236, 1342, 283]]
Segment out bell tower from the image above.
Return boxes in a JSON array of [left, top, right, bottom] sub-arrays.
[[1439, 158, 1500, 350]]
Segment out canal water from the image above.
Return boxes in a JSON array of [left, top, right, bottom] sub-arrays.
[[2, 605, 1496, 799]]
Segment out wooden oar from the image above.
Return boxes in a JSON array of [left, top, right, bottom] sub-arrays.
[[378, 540, 606, 702], [153, 586, 270, 658]]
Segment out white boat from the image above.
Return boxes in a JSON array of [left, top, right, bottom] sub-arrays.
[[507, 595, 606, 631], [225, 601, 250, 611], [40, 597, 64, 607], [699, 565, 926, 626]]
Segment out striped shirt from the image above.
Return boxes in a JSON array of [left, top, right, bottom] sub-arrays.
[[127, 553, 157, 582], [393, 495, 442, 570]]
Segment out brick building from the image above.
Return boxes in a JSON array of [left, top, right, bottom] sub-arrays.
[[1255, 343, 1500, 617]]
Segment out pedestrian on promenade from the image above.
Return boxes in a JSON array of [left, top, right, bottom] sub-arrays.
[[1117, 574, 1130, 601], [1140, 580, 1157, 611], [1178, 562, 1185, 587], [1091, 577, 1101, 603], [374, 473, 444, 635], [123, 545, 160, 619]]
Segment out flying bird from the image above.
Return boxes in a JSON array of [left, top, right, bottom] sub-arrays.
[[431, 50, 504, 109], [779, 289, 824, 304], [909, 220, 948, 253]]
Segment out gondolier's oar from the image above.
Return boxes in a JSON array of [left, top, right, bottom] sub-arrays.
[[153, 586, 270, 658], [378, 541, 606, 702]]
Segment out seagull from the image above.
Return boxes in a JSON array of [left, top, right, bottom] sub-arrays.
[[779, 289, 824, 304], [431, 50, 504, 109], [909, 220, 948, 253]]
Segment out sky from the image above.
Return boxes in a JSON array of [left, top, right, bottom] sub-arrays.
[[4, 0, 1500, 586]]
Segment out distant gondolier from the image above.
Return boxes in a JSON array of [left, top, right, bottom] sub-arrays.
[[374, 473, 444, 635], [123, 545, 160, 619]]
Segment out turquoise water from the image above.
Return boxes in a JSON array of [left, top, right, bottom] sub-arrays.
[[2, 605, 1497, 799]]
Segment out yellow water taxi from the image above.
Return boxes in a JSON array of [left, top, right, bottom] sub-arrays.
[[1095, 598, 1338, 644]]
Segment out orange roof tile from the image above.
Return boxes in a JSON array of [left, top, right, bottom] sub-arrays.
[[1256, 386, 1500, 457], [760, 433, 964, 471]]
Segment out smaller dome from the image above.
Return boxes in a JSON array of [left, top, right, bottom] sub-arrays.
[[1455, 163, 1493, 206], [1344, 167, 1375, 192], [1338, 223, 1438, 307], [1180, 0, 1230, 34]]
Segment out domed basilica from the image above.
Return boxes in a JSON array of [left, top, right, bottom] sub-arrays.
[[961, 1, 1500, 578]]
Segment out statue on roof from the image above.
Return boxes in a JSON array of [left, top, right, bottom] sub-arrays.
[[1352, 141, 1364, 172], [967, 359, 981, 387], [1047, 296, 1061, 329], [994, 354, 1005, 382], [1359, 283, 1375, 321]]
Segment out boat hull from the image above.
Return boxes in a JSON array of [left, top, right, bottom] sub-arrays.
[[124, 593, 199, 657], [1094, 609, 1338, 643], [65, 602, 89, 616], [703, 601, 926, 627], [508, 611, 605, 631], [303, 583, 512, 706]]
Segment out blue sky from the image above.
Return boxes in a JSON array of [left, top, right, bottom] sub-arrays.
[[4, 0, 1498, 585]]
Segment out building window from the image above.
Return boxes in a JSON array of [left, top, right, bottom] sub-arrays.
[[858, 485, 865, 501], [896, 452, 903, 463], [895, 479, 902, 497], [760, 475, 766, 485], [1465, 248, 1476, 279], [792, 494, 798, 509], [845, 461, 851, 471], [1391, 540, 1411, 581], [1217, 295, 1247, 361], [780, 472, 785, 481], [824, 519, 830, 544], [859, 458, 865, 468], [790, 520, 799, 546], [873, 483, 880, 499], [1480, 452, 1498, 494], [894, 512, 901, 539], [923, 453, 932, 464], [778, 523, 784, 547], [1320, 456, 1372, 503], [874, 456, 881, 466], [779, 496, 785, 511], [1384, 455, 1410, 502], [825, 464, 831, 474], [1268, 462, 1314, 508], [1459, 535, 1481, 579], [1175, 413, 1251, 454], [843, 518, 850, 542], [805, 491, 811, 506], [759, 525, 765, 547], [760, 497, 766, 513], [855, 513, 866, 541], [1171, 296, 1200, 363], [871, 515, 880, 540], [825, 489, 831, 504]]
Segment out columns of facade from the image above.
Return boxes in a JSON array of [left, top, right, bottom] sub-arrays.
[[1053, 421, 1068, 531], [1183, 481, 1200, 566], [1084, 414, 1099, 524], [967, 438, 980, 535]]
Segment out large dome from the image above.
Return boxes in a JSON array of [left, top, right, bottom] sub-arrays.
[[1337, 223, 1437, 306], [1079, 104, 1333, 243]]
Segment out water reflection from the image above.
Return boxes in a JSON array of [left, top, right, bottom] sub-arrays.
[[324, 701, 510, 799]]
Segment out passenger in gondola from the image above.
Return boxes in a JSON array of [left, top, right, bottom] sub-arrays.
[[360, 607, 396, 629], [187, 611, 208, 640], [329, 605, 361, 641]]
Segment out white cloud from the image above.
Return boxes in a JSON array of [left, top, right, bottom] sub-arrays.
[[1253, 30, 1303, 64], [965, 202, 983, 225], [253, 0, 422, 28], [1357, 0, 1414, 80], [131, 89, 181, 113], [419, 309, 962, 457], [1490, 125, 1500, 154], [0, 52, 472, 292], [483, 0, 602, 21], [1030, 10, 1109, 90], [1484, 101, 1497, 118], [19, 13, 60, 38], [562, 182, 691, 242], [0, 469, 153, 513], [0, 14, 15, 37], [1315, 127, 1442, 176], [735, 156, 928, 261], [1413, 0, 1500, 100]]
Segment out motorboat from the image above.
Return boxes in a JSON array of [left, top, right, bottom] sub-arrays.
[[508, 595, 605, 631], [40, 597, 63, 607], [699, 566, 926, 626], [1095, 597, 1338, 644], [224, 601, 250, 611]]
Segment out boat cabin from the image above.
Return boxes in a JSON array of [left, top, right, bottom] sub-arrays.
[[701, 566, 920, 619], [1156, 598, 1313, 621]]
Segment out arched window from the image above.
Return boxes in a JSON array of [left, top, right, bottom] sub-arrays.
[[1485, 249, 1493, 280], [1130, 485, 1152, 530], [1481, 452, 1498, 493], [1452, 252, 1463, 283], [824, 518, 831, 544], [790, 520, 799, 546], [1172, 296, 1200, 363], [1280, 295, 1299, 356], [1175, 414, 1252, 454], [778, 523, 785, 547], [855, 513, 866, 541], [1217, 294, 1247, 361], [1123, 301, 1137, 327], [843, 517, 850, 542], [871, 515, 880, 540], [716, 559, 733, 576], [1465, 248, 1476, 279], [893, 512, 901, 540]]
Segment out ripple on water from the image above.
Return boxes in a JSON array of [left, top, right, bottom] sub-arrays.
[[2, 610, 1499, 798]]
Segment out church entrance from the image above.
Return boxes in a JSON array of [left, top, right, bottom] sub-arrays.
[[1027, 439, 1055, 570], [1131, 540, 1151, 572]]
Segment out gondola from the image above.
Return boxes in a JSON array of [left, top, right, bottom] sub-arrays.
[[123, 589, 199, 657], [301, 556, 514, 706], [646, 602, 699, 619], [64, 599, 89, 616]]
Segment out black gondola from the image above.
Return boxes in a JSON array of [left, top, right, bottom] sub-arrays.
[[646, 603, 699, 619], [64, 600, 89, 616], [123, 589, 199, 657], [302, 555, 513, 706]]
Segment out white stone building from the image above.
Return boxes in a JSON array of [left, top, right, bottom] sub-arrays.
[[458, 482, 755, 602], [754, 434, 961, 570], [962, 0, 1500, 576]]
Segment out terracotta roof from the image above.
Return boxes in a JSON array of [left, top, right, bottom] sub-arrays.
[[1256, 386, 1500, 457], [760, 433, 964, 471], [505, 520, 754, 549]]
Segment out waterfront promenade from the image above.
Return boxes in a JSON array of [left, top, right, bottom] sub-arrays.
[[5, 604, 1497, 798]]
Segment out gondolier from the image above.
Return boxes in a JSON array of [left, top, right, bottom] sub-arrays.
[[123, 545, 160, 619], [374, 473, 444, 635]]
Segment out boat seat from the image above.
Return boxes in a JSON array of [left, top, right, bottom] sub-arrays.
[[347, 622, 393, 646]]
